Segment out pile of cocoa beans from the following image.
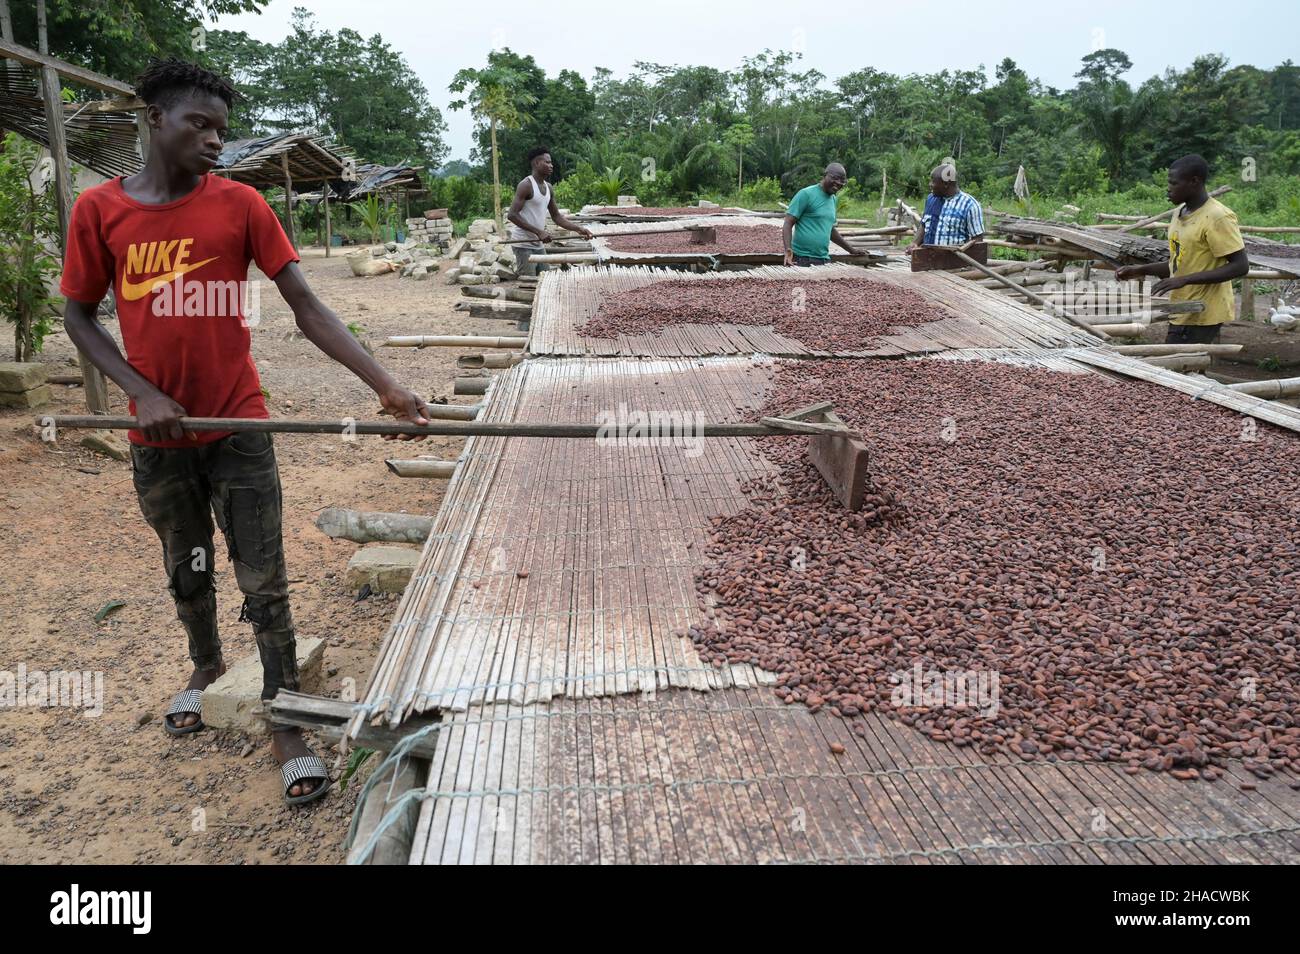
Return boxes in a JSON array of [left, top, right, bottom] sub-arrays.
[[580, 277, 950, 350], [604, 225, 786, 256], [593, 206, 730, 217], [690, 359, 1300, 783]]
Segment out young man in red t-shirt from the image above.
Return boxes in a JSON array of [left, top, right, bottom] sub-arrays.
[[60, 60, 432, 806]]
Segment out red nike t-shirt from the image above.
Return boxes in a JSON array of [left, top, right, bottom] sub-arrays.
[[59, 174, 298, 447]]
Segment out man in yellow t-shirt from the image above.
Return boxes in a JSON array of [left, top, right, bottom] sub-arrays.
[[1116, 154, 1248, 344]]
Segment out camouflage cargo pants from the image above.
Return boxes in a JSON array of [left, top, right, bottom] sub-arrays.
[[130, 430, 298, 701]]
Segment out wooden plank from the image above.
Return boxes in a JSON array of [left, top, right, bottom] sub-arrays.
[[280, 151, 296, 249], [0, 37, 133, 94], [807, 410, 869, 511], [323, 183, 331, 258], [39, 63, 110, 413]]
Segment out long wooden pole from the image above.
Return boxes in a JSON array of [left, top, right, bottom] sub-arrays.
[[386, 458, 458, 478], [40, 414, 859, 440], [1227, 376, 1300, 399], [323, 183, 331, 258], [1109, 343, 1242, 356], [384, 335, 527, 349], [953, 250, 1107, 340]]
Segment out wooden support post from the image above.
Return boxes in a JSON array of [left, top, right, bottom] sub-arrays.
[[323, 183, 332, 258], [1239, 278, 1255, 322], [39, 63, 110, 412], [280, 152, 296, 250]]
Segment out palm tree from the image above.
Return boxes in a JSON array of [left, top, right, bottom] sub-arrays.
[[1073, 82, 1155, 184], [449, 66, 537, 231]]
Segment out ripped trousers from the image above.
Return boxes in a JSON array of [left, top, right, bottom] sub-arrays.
[[131, 430, 298, 701]]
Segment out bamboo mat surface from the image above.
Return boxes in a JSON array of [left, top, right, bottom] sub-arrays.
[[356, 357, 783, 729], [408, 687, 1300, 864], [529, 264, 1099, 357]]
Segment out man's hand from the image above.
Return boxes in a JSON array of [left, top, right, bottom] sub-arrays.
[[576, 227, 594, 240], [135, 389, 189, 443], [1115, 264, 1145, 281], [378, 386, 432, 442], [783, 248, 794, 266], [905, 245, 916, 256], [536, 230, 554, 244], [1152, 274, 1189, 296]]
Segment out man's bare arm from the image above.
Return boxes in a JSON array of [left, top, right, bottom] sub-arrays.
[[63, 297, 190, 442], [546, 192, 592, 240], [272, 263, 430, 441], [830, 226, 856, 256], [782, 214, 797, 264], [1116, 261, 1171, 281]]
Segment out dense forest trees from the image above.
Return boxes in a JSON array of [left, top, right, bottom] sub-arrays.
[[9, 2, 449, 170], [448, 46, 1300, 212], [12, 1, 1299, 210]]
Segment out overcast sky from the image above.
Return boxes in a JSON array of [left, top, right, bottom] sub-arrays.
[[210, 0, 1299, 163]]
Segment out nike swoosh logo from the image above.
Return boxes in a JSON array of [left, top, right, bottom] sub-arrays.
[[120, 257, 219, 301]]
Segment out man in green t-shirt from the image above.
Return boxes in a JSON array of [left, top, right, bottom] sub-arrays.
[[782, 163, 858, 265]]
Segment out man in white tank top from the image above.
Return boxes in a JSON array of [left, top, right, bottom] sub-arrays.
[[506, 147, 593, 276]]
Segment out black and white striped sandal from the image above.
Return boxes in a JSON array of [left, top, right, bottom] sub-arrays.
[[281, 754, 332, 807], [163, 688, 206, 736]]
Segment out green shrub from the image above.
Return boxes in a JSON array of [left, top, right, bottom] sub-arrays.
[[552, 162, 604, 210], [1056, 145, 1110, 198], [734, 176, 784, 209], [0, 134, 62, 360]]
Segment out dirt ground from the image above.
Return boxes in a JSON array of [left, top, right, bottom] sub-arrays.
[[0, 247, 508, 863]]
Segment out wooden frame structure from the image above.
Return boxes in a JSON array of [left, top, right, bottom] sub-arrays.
[[213, 132, 351, 251], [0, 4, 147, 413]]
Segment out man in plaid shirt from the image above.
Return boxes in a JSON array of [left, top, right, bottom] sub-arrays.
[[910, 163, 985, 250]]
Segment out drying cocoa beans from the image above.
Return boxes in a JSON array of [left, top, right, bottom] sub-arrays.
[[580, 276, 951, 350], [604, 225, 786, 256], [593, 206, 731, 217], [692, 358, 1300, 781]]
